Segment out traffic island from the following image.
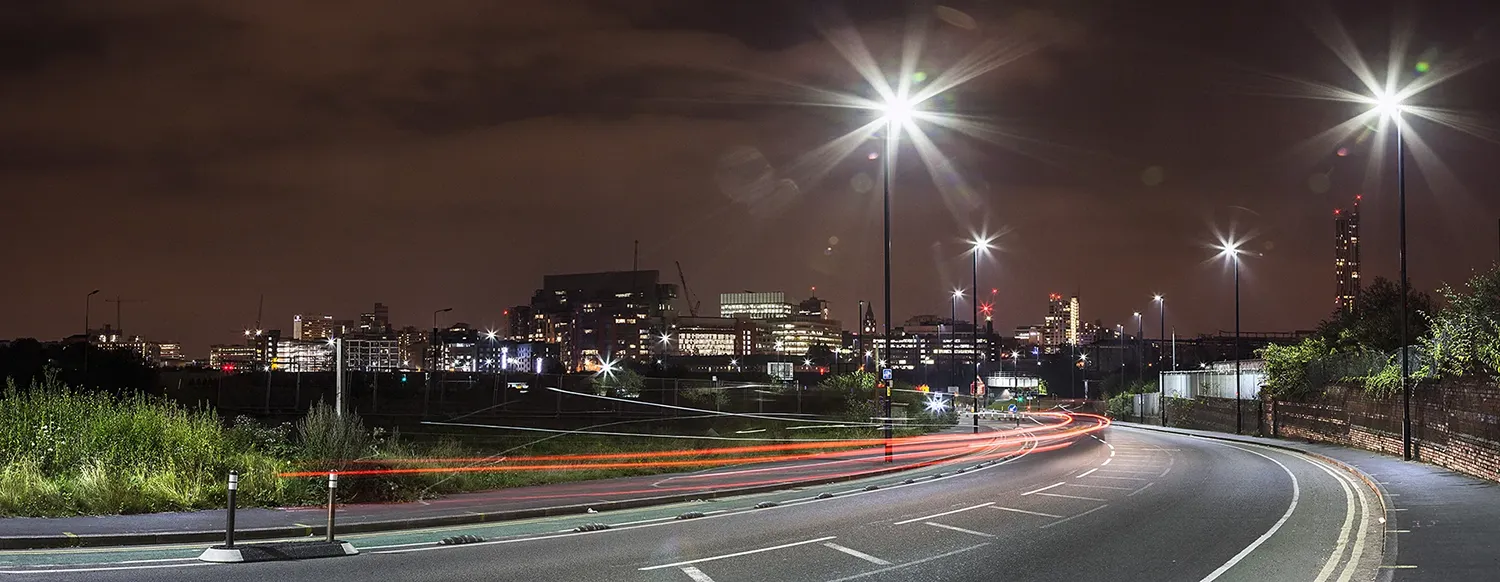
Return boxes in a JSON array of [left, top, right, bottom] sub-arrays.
[[199, 540, 358, 563]]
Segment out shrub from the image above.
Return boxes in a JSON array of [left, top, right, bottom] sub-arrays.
[[294, 403, 369, 469]]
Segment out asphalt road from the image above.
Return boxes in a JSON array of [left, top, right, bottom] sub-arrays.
[[2, 421, 1385, 582]]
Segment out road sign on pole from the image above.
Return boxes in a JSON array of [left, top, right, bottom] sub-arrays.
[[882, 368, 892, 381]]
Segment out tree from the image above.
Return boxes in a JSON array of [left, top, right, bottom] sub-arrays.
[[1421, 265, 1500, 378], [1316, 277, 1435, 353]]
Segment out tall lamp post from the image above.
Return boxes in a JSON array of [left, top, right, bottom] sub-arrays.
[[950, 289, 963, 392], [1369, 94, 1415, 461], [84, 289, 100, 379], [969, 236, 993, 434], [876, 97, 916, 462], [1133, 311, 1143, 384], [1154, 294, 1166, 426], [426, 307, 453, 419], [1215, 241, 1246, 435]]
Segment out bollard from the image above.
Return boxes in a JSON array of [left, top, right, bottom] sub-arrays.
[[225, 471, 238, 548], [326, 471, 338, 543]]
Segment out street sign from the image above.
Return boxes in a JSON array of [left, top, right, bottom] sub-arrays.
[[881, 368, 893, 381], [1008, 404, 1018, 413]]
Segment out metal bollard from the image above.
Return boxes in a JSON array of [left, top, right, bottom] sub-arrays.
[[326, 471, 338, 543], [225, 471, 238, 548]]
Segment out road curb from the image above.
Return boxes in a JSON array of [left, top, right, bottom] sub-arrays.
[[0, 428, 1005, 550]]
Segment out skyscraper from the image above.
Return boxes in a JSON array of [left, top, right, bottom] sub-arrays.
[[1043, 293, 1072, 348], [1335, 195, 1362, 312]]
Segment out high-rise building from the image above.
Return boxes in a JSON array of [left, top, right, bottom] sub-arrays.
[[396, 326, 427, 369], [1335, 195, 1362, 312], [1069, 296, 1081, 345], [523, 270, 677, 371], [357, 303, 392, 335], [719, 292, 795, 320], [293, 314, 337, 341]]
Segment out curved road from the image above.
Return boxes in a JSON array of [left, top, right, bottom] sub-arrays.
[[1, 420, 1384, 581]]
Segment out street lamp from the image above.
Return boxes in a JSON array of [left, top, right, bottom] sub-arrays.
[[1133, 311, 1143, 384], [84, 289, 100, 379], [875, 96, 919, 461], [950, 288, 963, 395], [1154, 294, 1166, 426], [1215, 240, 1246, 435], [969, 235, 995, 434], [1366, 92, 1415, 461]]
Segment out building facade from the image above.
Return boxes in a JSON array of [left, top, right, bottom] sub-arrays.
[[719, 292, 795, 320], [514, 270, 678, 371], [1043, 294, 1080, 349], [1335, 195, 1362, 313]]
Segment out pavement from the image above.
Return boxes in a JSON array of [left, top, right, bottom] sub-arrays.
[[0, 416, 1389, 581], [0, 413, 1055, 549], [1115, 422, 1500, 582]]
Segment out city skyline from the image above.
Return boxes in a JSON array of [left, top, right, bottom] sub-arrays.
[[4, 1, 1499, 355]]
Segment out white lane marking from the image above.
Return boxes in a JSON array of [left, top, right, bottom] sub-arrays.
[[1101, 458, 1112, 466], [1110, 450, 1117, 457], [1097, 468, 1156, 474], [1041, 504, 1109, 529], [1194, 443, 1301, 582], [1087, 474, 1149, 481], [993, 506, 1062, 519], [1066, 483, 1134, 491], [1022, 482, 1066, 496], [1127, 482, 1157, 497], [822, 542, 892, 566], [639, 536, 837, 571], [1160, 465, 1174, 478], [1035, 492, 1106, 502], [681, 565, 717, 582], [1336, 464, 1371, 582], [924, 522, 995, 537], [893, 502, 995, 525], [1312, 452, 1358, 582], [0, 563, 214, 575], [1077, 468, 1099, 478], [1302, 453, 1370, 582], [820, 543, 989, 582]]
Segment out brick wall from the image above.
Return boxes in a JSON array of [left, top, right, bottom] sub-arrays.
[[1267, 380, 1500, 483], [1166, 396, 1262, 435]]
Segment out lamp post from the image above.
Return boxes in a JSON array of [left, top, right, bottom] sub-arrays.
[[425, 307, 453, 419], [950, 289, 962, 392], [1133, 311, 1143, 384], [969, 236, 993, 434], [1215, 241, 1245, 435], [1377, 97, 1414, 461], [1154, 294, 1166, 426], [84, 289, 100, 379], [876, 97, 916, 462]]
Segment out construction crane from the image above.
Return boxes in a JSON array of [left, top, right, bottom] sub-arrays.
[[103, 296, 144, 335], [675, 261, 701, 317]]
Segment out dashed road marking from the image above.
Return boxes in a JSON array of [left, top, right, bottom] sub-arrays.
[[924, 522, 995, 538], [1041, 505, 1109, 529], [1035, 492, 1106, 502], [681, 565, 717, 582], [822, 542, 892, 566], [993, 506, 1062, 519], [1021, 482, 1065, 496], [639, 536, 837, 571], [893, 502, 994, 525]]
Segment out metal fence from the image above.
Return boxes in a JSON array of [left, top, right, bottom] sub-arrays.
[[1161, 366, 1263, 400], [1131, 391, 1161, 420]]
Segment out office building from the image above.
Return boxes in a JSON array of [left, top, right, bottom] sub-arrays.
[[396, 326, 427, 369], [293, 314, 338, 341], [720, 292, 795, 320], [520, 270, 677, 371], [357, 303, 392, 335], [1015, 325, 1043, 345], [670, 317, 770, 357], [209, 344, 257, 371], [1335, 195, 1362, 313]]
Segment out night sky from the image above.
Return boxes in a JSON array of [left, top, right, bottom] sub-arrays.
[[4, 0, 1499, 356]]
